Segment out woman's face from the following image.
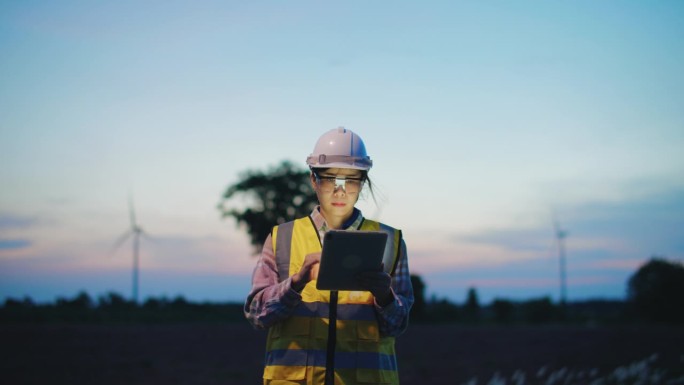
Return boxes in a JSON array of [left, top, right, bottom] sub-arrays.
[[311, 168, 364, 227]]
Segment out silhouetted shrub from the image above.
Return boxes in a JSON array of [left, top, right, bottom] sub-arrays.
[[409, 275, 426, 321], [56, 291, 93, 309], [3, 297, 34, 309], [628, 257, 684, 323], [426, 297, 460, 323], [463, 287, 481, 323], [522, 297, 557, 324], [491, 299, 515, 324]]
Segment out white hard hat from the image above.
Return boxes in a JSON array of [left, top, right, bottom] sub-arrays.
[[306, 127, 373, 170]]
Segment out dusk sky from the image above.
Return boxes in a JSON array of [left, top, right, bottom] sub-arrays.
[[1, 1, 683, 305]]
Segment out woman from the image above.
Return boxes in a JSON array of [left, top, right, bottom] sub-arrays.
[[245, 127, 414, 385]]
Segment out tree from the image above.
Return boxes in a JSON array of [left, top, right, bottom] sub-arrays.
[[218, 160, 318, 253], [409, 274, 426, 321], [627, 257, 684, 323], [56, 291, 94, 310], [464, 287, 481, 322], [98, 292, 133, 307]]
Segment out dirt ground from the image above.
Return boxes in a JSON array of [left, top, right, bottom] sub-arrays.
[[2, 323, 683, 385]]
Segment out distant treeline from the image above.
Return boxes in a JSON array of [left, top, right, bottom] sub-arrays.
[[0, 292, 246, 324], [3, 257, 683, 325], [0, 289, 652, 326], [410, 256, 684, 325], [412, 294, 629, 325]]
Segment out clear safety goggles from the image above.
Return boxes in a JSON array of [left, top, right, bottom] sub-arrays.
[[314, 173, 365, 194]]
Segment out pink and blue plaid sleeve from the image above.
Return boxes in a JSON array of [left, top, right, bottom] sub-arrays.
[[243, 233, 302, 330], [375, 238, 414, 336]]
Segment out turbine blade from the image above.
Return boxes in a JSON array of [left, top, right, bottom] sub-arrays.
[[128, 195, 137, 227], [139, 229, 157, 244], [110, 230, 133, 256]]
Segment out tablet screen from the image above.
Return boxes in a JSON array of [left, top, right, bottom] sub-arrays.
[[316, 230, 388, 291]]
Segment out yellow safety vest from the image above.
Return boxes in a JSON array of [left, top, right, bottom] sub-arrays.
[[264, 216, 403, 385]]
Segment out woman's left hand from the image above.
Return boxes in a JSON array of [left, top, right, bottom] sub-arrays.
[[357, 267, 394, 307]]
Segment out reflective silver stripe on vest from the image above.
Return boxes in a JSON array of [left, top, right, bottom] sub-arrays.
[[379, 223, 401, 275], [274, 221, 294, 283], [292, 302, 376, 321], [266, 349, 397, 371]]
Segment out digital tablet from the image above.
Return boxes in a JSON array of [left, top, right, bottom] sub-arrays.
[[316, 230, 388, 291]]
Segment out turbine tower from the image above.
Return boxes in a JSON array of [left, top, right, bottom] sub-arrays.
[[554, 219, 568, 306], [112, 197, 148, 303]]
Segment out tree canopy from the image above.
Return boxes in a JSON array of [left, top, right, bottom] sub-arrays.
[[627, 257, 684, 323], [218, 160, 318, 253]]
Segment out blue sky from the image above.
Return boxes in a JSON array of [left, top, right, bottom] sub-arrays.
[[1, 1, 683, 304]]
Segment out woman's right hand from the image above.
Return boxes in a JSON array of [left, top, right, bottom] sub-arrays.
[[291, 252, 321, 292]]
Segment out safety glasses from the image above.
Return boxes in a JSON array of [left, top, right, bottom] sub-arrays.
[[314, 173, 364, 194]]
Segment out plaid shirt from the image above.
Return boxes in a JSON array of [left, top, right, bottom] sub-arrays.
[[244, 206, 414, 337]]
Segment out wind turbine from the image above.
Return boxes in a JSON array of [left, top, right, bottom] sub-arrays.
[[112, 196, 149, 303], [553, 219, 568, 306]]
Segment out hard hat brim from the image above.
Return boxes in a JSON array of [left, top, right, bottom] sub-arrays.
[[306, 154, 372, 170]]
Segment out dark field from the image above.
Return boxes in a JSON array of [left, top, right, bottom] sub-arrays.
[[2, 323, 683, 385]]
